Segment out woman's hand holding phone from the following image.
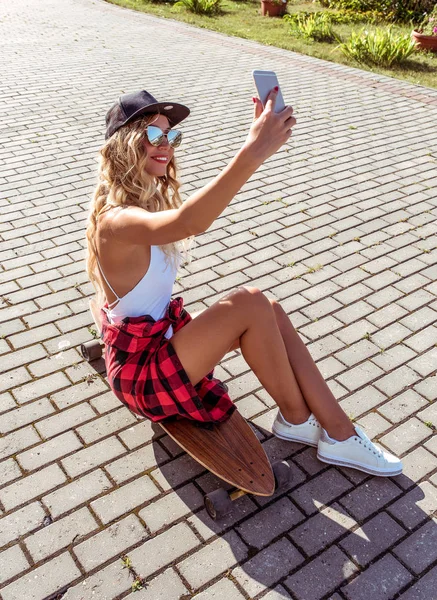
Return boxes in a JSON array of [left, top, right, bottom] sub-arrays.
[[243, 87, 296, 166]]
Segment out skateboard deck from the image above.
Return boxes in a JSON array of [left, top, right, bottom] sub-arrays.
[[161, 410, 275, 496]]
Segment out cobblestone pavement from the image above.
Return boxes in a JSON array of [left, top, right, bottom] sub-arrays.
[[1, 0, 437, 598]]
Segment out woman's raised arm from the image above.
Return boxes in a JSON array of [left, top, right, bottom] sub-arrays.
[[104, 87, 295, 247]]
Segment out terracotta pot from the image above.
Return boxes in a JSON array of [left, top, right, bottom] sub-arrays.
[[261, 0, 287, 17], [412, 30, 437, 52]]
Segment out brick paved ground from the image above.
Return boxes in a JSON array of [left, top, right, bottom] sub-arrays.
[[0, 0, 436, 598]]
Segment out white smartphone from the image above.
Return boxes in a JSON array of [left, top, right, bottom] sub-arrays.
[[252, 70, 286, 113]]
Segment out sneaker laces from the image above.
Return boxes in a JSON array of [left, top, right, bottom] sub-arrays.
[[308, 414, 321, 428], [355, 427, 384, 457]]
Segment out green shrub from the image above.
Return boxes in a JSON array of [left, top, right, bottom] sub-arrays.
[[319, 0, 436, 23], [284, 12, 337, 42], [174, 0, 222, 15], [338, 27, 416, 66]]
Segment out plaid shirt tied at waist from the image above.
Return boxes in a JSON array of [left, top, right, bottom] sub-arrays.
[[100, 296, 236, 423]]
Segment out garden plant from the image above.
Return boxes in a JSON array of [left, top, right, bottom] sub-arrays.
[[105, 0, 437, 88]]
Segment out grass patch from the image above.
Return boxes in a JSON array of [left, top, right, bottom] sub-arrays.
[[105, 0, 437, 88]]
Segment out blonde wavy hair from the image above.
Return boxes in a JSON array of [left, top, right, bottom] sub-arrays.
[[86, 114, 194, 308]]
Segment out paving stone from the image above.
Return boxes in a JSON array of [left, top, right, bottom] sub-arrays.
[[342, 554, 413, 600], [387, 481, 437, 530], [340, 511, 405, 566], [408, 347, 437, 377], [261, 586, 293, 600], [370, 322, 412, 349], [74, 514, 146, 572], [414, 375, 437, 401], [43, 469, 113, 519], [0, 502, 46, 547], [1, 345, 46, 376], [396, 446, 437, 488], [0, 458, 22, 486], [138, 483, 203, 533], [51, 378, 110, 410], [339, 386, 387, 420], [403, 325, 437, 353], [62, 557, 132, 600], [371, 343, 416, 372], [291, 502, 357, 556], [232, 537, 304, 597], [76, 406, 136, 443], [129, 522, 199, 579], [178, 530, 247, 589], [339, 478, 402, 521], [380, 418, 432, 455], [25, 507, 98, 562], [292, 468, 353, 517], [417, 402, 437, 428], [336, 361, 385, 392], [61, 437, 126, 478], [124, 568, 188, 599], [0, 463, 66, 511], [293, 447, 326, 476], [1, 552, 81, 600], [400, 306, 437, 332], [286, 545, 357, 600], [0, 544, 29, 585], [192, 577, 245, 600], [16, 430, 82, 471], [335, 339, 379, 368], [116, 419, 163, 449], [424, 434, 437, 455], [188, 497, 258, 541], [0, 398, 56, 434], [91, 475, 160, 524], [355, 411, 392, 439], [35, 403, 96, 438], [149, 451, 205, 490], [397, 566, 437, 600], [237, 497, 304, 549], [90, 390, 124, 415], [13, 372, 70, 405], [376, 366, 422, 398], [377, 389, 428, 423], [393, 518, 437, 574], [105, 443, 169, 485]]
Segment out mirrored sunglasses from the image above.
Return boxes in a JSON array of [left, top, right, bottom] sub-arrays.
[[146, 125, 182, 148]]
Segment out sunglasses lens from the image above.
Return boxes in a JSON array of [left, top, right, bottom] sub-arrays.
[[147, 125, 164, 146], [168, 130, 182, 148]]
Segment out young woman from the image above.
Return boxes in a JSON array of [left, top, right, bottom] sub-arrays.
[[86, 89, 402, 477]]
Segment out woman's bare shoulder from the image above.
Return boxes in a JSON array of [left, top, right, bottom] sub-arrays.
[[98, 205, 142, 233]]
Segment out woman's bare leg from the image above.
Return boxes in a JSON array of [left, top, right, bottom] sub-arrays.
[[171, 287, 311, 425], [218, 298, 355, 440], [269, 300, 355, 441]]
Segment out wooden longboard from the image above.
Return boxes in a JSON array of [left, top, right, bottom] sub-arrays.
[[161, 410, 275, 496], [87, 301, 275, 497]]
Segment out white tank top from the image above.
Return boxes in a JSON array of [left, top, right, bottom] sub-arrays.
[[97, 245, 181, 339]]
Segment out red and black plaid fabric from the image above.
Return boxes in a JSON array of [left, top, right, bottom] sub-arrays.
[[100, 296, 236, 423]]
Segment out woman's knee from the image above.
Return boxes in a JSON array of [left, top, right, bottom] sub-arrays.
[[269, 298, 295, 331], [233, 286, 272, 311]]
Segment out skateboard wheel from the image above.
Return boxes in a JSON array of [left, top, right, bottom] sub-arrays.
[[81, 340, 103, 362], [204, 488, 233, 520], [272, 460, 292, 491]]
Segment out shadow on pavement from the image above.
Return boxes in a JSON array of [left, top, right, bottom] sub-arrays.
[[151, 420, 436, 599]]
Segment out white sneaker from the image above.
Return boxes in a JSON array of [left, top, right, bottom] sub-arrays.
[[272, 411, 322, 447], [317, 426, 403, 477]]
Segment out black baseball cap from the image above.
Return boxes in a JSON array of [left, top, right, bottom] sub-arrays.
[[105, 90, 190, 140]]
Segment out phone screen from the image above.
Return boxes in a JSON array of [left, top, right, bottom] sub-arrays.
[[252, 70, 286, 113]]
